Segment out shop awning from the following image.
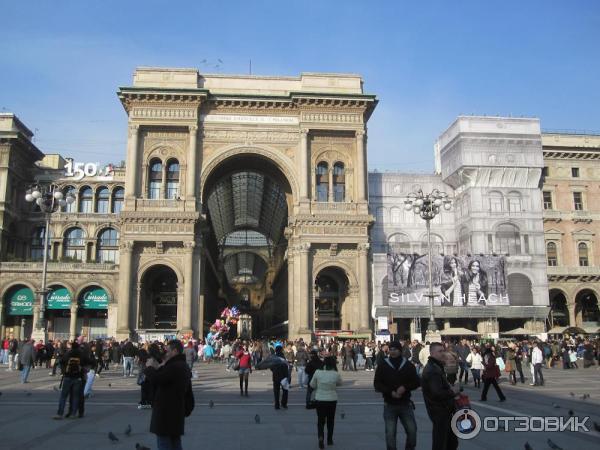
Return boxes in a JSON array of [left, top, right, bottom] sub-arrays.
[[6, 286, 34, 315], [562, 326, 586, 334], [582, 326, 600, 334], [439, 327, 479, 336], [501, 327, 532, 335], [79, 287, 109, 309], [47, 287, 71, 310]]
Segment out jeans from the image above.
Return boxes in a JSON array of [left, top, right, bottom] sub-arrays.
[[21, 364, 32, 383], [84, 369, 95, 396], [57, 377, 82, 416], [458, 362, 469, 384], [273, 380, 288, 408], [123, 356, 134, 376], [481, 378, 506, 401], [8, 353, 16, 370], [0, 349, 5, 364], [316, 400, 337, 440], [470, 368, 481, 386], [156, 435, 182, 450], [383, 402, 417, 450], [297, 366, 307, 387], [534, 363, 544, 385]]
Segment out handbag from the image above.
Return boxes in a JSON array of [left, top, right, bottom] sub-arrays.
[[495, 357, 505, 371], [232, 359, 240, 371], [306, 385, 317, 409]]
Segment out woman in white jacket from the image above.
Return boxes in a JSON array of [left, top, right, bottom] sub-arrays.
[[466, 347, 483, 388], [309, 355, 342, 449]]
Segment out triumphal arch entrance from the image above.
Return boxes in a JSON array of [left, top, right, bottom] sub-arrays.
[[115, 67, 377, 340]]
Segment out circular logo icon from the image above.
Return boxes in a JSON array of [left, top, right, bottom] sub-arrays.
[[451, 408, 481, 440]]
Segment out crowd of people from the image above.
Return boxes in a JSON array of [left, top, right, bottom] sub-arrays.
[[1, 333, 599, 450]]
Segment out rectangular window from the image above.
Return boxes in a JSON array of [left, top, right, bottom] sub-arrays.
[[571, 167, 580, 177], [333, 185, 345, 202], [80, 199, 93, 214], [543, 191, 553, 210], [166, 182, 179, 199], [149, 182, 161, 200], [573, 192, 583, 211], [547, 256, 557, 266], [97, 199, 109, 214]]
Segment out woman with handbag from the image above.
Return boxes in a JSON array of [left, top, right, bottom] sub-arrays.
[[466, 346, 483, 388], [480, 346, 506, 402], [309, 356, 342, 449], [235, 344, 252, 396]]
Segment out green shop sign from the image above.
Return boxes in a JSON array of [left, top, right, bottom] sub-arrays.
[[47, 287, 72, 310], [79, 287, 109, 309], [7, 287, 34, 315]]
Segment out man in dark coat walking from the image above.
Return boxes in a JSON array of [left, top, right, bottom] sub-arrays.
[[145, 339, 194, 450], [421, 342, 460, 450]]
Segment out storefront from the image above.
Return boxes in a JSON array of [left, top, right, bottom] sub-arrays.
[[46, 285, 72, 340], [77, 286, 109, 339], [3, 285, 34, 339]]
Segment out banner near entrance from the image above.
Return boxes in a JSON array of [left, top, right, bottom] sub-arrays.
[[47, 286, 72, 309], [79, 287, 109, 309], [387, 253, 508, 306], [6, 286, 34, 315]]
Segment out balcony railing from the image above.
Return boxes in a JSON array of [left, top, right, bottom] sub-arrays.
[[0, 261, 118, 271], [311, 202, 358, 213], [546, 266, 600, 276], [136, 199, 181, 209]]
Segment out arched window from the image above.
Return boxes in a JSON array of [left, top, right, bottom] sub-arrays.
[[79, 187, 93, 213], [30, 226, 51, 261], [96, 186, 110, 213], [315, 162, 329, 202], [495, 223, 521, 255], [332, 162, 345, 202], [112, 187, 124, 213], [166, 159, 180, 199], [507, 191, 522, 213], [489, 191, 504, 212], [148, 159, 162, 199], [388, 233, 411, 254], [62, 186, 76, 213], [578, 242, 589, 266], [97, 228, 119, 264], [64, 227, 85, 261], [390, 207, 401, 224], [546, 242, 558, 266]]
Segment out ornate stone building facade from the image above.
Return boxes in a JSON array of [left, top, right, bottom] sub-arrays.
[[542, 132, 600, 332], [370, 117, 550, 338], [0, 68, 377, 341]]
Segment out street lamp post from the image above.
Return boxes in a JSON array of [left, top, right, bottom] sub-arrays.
[[404, 189, 451, 339], [25, 184, 75, 341]]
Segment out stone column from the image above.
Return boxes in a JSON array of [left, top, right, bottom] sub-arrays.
[[568, 301, 576, 327], [32, 305, 40, 334], [69, 303, 78, 340], [287, 245, 296, 337], [355, 130, 366, 201], [125, 124, 140, 199], [298, 243, 311, 336], [0, 303, 4, 339], [328, 167, 334, 202], [196, 253, 206, 338], [300, 129, 309, 200], [117, 241, 134, 338], [176, 286, 185, 332], [182, 241, 195, 333], [358, 243, 371, 332], [186, 125, 198, 200]]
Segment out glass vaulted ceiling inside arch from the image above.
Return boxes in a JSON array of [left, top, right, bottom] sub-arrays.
[[206, 171, 288, 285]]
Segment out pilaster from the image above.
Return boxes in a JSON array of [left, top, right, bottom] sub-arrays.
[[117, 241, 134, 339], [125, 124, 140, 202]]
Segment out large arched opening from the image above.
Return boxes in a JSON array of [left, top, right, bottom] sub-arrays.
[[575, 289, 599, 326], [549, 289, 569, 327], [314, 267, 349, 331], [201, 153, 293, 337], [139, 265, 179, 330]]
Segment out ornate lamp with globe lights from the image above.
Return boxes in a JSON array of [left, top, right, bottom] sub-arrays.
[[404, 189, 452, 340], [25, 184, 75, 341]]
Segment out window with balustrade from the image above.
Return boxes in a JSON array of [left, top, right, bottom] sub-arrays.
[[97, 228, 119, 264], [578, 242, 589, 266], [573, 192, 583, 211], [79, 187, 93, 213], [543, 191, 553, 210], [62, 186, 77, 213], [495, 223, 521, 255], [96, 186, 110, 213], [30, 226, 51, 261], [148, 159, 162, 199], [112, 187, 124, 213], [332, 162, 345, 202], [546, 242, 558, 266], [315, 162, 328, 202], [64, 227, 86, 261], [166, 159, 180, 199]]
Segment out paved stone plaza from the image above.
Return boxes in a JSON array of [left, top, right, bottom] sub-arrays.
[[0, 362, 599, 450]]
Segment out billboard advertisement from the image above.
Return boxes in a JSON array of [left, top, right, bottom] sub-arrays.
[[387, 252, 509, 306]]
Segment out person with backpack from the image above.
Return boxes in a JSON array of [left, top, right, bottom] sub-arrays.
[[53, 341, 89, 419], [145, 339, 194, 450], [374, 340, 420, 450]]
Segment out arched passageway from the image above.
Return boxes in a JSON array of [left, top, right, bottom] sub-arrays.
[[140, 265, 178, 329]]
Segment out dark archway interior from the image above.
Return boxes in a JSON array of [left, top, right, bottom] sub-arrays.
[[575, 289, 599, 324], [549, 289, 569, 327], [314, 267, 349, 331], [202, 155, 291, 337], [140, 265, 178, 329]]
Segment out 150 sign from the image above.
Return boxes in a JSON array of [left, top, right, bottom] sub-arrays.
[[64, 160, 115, 181]]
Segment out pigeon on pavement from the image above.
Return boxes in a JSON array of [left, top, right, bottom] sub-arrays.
[[568, 409, 574, 416], [524, 442, 533, 450], [552, 402, 560, 408], [593, 421, 600, 432], [209, 400, 214, 408], [108, 431, 119, 442], [254, 414, 260, 424], [135, 444, 150, 450], [125, 424, 132, 436], [569, 392, 575, 397]]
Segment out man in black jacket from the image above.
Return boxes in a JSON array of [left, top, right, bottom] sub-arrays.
[[53, 341, 90, 420], [270, 345, 289, 409], [374, 340, 420, 450], [421, 342, 460, 450], [145, 339, 194, 450]]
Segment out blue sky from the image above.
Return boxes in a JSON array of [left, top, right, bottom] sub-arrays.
[[2, 1, 599, 171]]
